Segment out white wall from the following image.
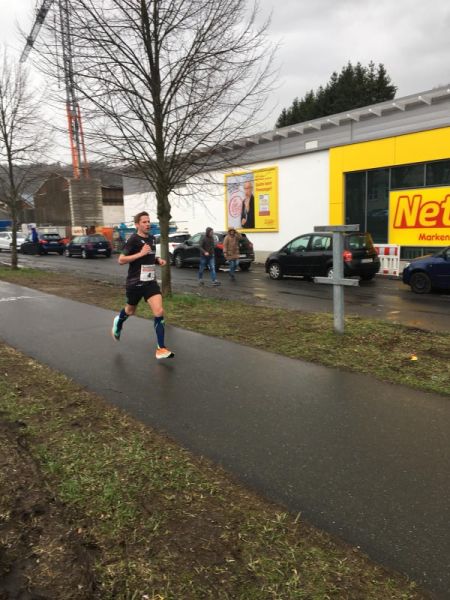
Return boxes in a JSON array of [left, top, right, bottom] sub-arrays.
[[102, 204, 125, 226], [123, 151, 330, 257]]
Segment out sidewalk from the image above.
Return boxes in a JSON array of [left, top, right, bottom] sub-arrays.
[[0, 279, 449, 598]]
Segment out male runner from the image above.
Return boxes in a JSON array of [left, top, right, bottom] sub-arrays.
[[111, 211, 174, 360]]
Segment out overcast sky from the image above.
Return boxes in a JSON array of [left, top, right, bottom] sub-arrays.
[[2, 0, 450, 133]]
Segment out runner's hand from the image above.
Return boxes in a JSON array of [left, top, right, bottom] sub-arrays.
[[158, 258, 167, 266], [140, 243, 151, 256]]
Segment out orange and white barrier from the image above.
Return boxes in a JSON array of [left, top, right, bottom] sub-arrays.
[[373, 244, 400, 277]]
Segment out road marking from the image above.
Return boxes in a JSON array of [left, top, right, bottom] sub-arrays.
[[0, 295, 38, 302]]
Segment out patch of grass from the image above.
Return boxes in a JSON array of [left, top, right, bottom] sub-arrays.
[[0, 266, 449, 397], [0, 343, 426, 598]]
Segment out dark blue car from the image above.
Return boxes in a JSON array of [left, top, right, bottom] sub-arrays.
[[402, 246, 450, 293], [64, 234, 112, 259]]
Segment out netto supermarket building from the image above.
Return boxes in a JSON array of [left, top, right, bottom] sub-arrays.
[[123, 85, 450, 261]]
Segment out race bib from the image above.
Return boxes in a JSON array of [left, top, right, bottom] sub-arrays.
[[140, 264, 155, 282]]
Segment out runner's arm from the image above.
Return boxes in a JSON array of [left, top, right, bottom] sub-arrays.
[[118, 244, 149, 265]]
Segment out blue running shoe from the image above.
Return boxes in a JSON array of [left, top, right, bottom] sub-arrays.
[[111, 315, 121, 341]]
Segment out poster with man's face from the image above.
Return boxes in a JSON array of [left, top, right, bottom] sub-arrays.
[[225, 167, 278, 232]]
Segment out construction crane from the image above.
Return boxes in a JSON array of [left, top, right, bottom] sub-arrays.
[[21, 0, 89, 179]]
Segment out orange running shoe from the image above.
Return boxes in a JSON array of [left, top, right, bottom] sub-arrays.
[[155, 347, 175, 360]]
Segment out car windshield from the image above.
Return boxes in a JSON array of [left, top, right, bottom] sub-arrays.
[[88, 235, 106, 242]]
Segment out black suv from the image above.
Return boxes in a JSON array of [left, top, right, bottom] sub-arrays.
[[265, 232, 380, 280], [20, 232, 65, 255], [173, 231, 255, 271]]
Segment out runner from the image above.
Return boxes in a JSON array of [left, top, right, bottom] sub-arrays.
[[111, 211, 174, 360]]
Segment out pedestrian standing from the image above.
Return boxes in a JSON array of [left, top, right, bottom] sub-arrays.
[[111, 211, 174, 360], [223, 227, 241, 281], [198, 227, 221, 286]]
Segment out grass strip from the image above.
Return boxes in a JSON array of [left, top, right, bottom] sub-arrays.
[[0, 343, 427, 599], [0, 267, 449, 397]]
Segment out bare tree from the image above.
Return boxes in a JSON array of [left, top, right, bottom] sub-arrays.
[[39, 0, 275, 295], [0, 48, 50, 269]]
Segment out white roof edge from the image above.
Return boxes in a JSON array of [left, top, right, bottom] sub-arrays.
[[257, 83, 450, 139]]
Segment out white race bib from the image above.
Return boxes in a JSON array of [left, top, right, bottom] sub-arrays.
[[140, 264, 155, 282]]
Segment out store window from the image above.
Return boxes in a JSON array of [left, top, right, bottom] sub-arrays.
[[366, 168, 389, 243], [391, 164, 425, 189], [345, 171, 366, 231], [425, 160, 450, 186]]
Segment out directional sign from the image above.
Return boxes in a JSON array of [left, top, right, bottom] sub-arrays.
[[313, 226, 360, 333]]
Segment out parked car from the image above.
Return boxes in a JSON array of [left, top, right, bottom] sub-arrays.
[[64, 234, 112, 258], [154, 232, 190, 264], [0, 231, 26, 252], [402, 246, 450, 293], [20, 232, 65, 255], [173, 231, 255, 270], [265, 232, 380, 280]]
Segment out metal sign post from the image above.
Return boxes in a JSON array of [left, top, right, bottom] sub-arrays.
[[313, 225, 360, 334]]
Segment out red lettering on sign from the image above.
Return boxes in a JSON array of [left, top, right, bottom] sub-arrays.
[[393, 194, 450, 228]]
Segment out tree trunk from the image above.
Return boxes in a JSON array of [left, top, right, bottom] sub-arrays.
[[157, 191, 172, 297], [10, 201, 18, 270]]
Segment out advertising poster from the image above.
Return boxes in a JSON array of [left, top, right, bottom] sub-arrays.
[[225, 167, 278, 232], [389, 187, 450, 245]]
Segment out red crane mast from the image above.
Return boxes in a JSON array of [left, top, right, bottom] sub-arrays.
[[21, 0, 89, 179]]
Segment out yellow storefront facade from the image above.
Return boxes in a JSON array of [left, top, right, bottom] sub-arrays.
[[329, 127, 450, 255]]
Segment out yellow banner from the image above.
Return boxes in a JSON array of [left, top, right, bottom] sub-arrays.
[[225, 167, 279, 232], [389, 187, 450, 245]]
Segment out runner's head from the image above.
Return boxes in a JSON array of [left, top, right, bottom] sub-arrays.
[[134, 211, 151, 235], [206, 227, 213, 237]]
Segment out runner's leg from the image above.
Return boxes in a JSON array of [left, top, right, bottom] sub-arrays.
[[147, 294, 174, 358]]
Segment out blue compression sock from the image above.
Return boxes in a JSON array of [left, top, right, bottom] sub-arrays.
[[154, 316, 165, 348], [117, 308, 128, 331]]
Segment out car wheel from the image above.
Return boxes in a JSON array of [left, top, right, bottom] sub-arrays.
[[174, 253, 184, 268], [268, 261, 283, 280], [410, 271, 432, 294], [327, 266, 334, 278], [81, 249, 88, 259], [239, 263, 251, 271], [105, 251, 112, 258], [58, 250, 64, 255], [168, 252, 174, 265], [360, 273, 376, 281], [64, 249, 71, 257]]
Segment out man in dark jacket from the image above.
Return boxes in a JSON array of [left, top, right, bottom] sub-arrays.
[[198, 227, 220, 286]]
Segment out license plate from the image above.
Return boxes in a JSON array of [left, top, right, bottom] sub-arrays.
[[98, 249, 106, 252], [239, 254, 247, 258], [361, 258, 373, 263]]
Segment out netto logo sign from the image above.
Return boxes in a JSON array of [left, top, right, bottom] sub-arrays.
[[393, 194, 450, 228], [389, 187, 450, 246]]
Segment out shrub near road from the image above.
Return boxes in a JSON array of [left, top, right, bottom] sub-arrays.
[[0, 343, 427, 599]]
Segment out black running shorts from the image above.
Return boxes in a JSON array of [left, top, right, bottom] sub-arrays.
[[126, 282, 161, 305]]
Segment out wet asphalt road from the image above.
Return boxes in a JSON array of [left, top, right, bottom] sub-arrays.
[[0, 280, 449, 598], [6, 252, 450, 332]]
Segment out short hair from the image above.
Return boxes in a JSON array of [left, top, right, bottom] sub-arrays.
[[134, 211, 149, 224]]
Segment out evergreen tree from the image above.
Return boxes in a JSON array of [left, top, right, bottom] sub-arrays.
[[275, 62, 396, 128]]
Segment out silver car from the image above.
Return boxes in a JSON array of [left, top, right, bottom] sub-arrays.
[[0, 231, 26, 252]]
